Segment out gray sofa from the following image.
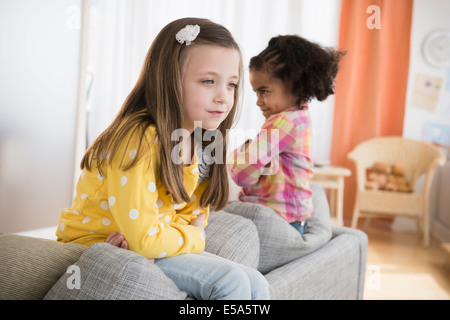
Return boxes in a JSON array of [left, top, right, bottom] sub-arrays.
[[0, 184, 368, 300]]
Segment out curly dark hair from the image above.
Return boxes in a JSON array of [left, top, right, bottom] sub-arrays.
[[249, 35, 345, 105]]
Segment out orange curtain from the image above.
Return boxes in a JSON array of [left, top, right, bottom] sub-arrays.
[[330, 0, 413, 222]]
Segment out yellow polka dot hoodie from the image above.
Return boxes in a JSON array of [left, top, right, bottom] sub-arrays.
[[56, 125, 209, 259]]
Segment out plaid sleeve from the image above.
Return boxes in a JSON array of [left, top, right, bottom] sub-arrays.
[[228, 114, 296, 187]]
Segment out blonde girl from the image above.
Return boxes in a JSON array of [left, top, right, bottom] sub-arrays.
[[56, 18, 269, 300]]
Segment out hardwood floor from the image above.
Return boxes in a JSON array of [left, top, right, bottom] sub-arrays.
[[357, 219, 450, 300]]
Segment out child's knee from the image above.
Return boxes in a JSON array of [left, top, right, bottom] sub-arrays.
[[214, 265, 270, 300], [214, 266, 252, 300], [247, 269, 270, 299]]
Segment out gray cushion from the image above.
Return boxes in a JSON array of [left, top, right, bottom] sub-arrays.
[[265, 226, 368, 299], [44, 242, 187, 300], [0, 233, 87, 300], [224, 183, 332, 274], [205, 211, 259, 269], [44, 211, 259, 300]]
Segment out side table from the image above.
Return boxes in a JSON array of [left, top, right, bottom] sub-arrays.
[[311, 166, 351, 226]]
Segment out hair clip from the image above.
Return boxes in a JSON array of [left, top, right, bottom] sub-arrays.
[[176, 24, 200, 46]]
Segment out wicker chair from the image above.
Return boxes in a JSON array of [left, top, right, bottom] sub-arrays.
[[348, 136, 446, 246]]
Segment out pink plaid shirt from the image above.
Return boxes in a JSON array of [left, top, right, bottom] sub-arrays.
[[228, 106, 314, 223]]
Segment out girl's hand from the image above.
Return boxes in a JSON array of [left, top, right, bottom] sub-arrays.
[[106, 232, 154, 262], [190, 213, 206, 240], [106, 232, 128, 249]]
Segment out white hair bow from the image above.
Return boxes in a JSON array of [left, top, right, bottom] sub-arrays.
[[176, 24, 200, 46]]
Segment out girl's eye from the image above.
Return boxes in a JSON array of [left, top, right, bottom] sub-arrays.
[[202, 80, 214, 85], [228, 83, 238, 89], [256, 90, 269, 98]]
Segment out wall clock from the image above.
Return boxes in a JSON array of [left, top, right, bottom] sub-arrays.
[[423, 30, 450, 68]]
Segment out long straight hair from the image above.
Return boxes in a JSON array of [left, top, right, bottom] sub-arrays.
[[81, 18, 243, 211]]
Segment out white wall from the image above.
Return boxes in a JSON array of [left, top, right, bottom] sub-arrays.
[[0, 0, 81, 233], [403, 0, 450, 141], [394, 0, 450, 235]]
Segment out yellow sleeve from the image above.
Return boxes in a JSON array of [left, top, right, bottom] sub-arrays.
[[106, 140, 205, 259], [173, 180, 210, 227]]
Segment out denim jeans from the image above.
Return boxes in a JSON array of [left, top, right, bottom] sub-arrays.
[[290, 220, 308, 234], [154, 251, 270, 300]]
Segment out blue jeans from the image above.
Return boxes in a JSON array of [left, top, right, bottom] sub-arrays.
[[290, 220, 308, 234], [154, 251, 270, 300]]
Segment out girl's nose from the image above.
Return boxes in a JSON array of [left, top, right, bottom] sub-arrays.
[[213, 95, 224, 104], [214, 87, 228, 105], [256, 96, 264, 107]]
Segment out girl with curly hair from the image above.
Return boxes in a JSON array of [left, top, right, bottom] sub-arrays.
[[229, 35, 344, 234]]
